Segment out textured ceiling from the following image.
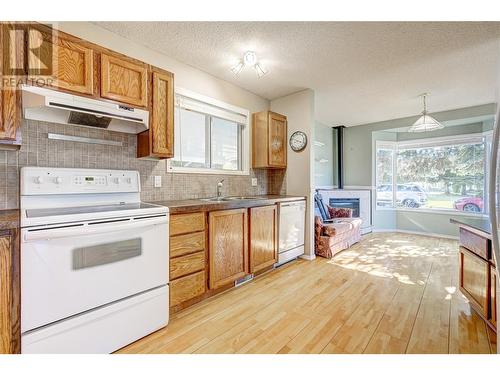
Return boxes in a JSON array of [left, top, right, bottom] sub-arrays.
[[95, 22, 500, 126]]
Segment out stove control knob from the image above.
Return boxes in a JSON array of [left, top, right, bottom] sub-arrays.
[[55, 176, 63, 184], [113, 177, 121, 184], [35, 176, 43, 184], [125, 177, 132, 184]]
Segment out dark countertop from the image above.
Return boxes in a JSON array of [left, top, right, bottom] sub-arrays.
[[0, 209, 20, 231], [150, 195, 306, 214], [450, 217, 492, 237]]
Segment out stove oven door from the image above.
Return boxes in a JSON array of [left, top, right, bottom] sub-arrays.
[[21, 214, 169, 333]]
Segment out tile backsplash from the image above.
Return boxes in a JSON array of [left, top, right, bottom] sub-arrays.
[[0, 120, 286, 210]]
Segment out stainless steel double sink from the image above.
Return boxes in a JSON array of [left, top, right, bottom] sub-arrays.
[[199, 196, 267, 202]]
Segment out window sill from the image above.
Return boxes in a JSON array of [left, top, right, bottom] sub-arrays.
[[375, 206, 488, 218], [167, 166, 250, 176]]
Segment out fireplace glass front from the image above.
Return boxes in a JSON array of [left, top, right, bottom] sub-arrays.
[[329, 198, 360, 217]]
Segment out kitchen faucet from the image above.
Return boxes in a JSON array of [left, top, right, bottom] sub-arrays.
[[216, 179, 224, 198]]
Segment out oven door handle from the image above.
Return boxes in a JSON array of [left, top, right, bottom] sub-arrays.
[[23, 216, 168, 241]]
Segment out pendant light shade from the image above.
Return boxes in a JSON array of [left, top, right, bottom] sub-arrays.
[[408, 94, 444, 133]]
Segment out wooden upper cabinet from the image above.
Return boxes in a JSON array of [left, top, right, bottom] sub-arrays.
[[151, 71, 174, 156], [252, 111, 287, 169], [208, 209, 249, 289], [28, 29, 94, 95], [249, 205, 278, 274], [0, 24, 22, 144], [137, 70, 174, 159], [268, 112, 287, 167], [100, 53, 148, 107]]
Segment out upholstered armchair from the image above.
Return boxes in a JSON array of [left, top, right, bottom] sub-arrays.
[[314, 193, 362, 259]]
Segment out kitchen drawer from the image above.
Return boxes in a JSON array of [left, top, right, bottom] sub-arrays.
[[170, 251, 205, 280], [459, 247, 489, 318], [170, 231, 205, 258], [459, 227, 489, 260], [170, 213, 205, 236], [170, 271, 206, 307]]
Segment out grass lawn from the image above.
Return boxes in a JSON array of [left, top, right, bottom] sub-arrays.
[[424, 193, 462, 209]]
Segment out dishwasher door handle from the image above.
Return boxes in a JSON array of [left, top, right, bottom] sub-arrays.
[[280, 201, 306, 208]]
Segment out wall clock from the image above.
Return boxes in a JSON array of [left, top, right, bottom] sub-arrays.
[[289, 131, 308, 152]]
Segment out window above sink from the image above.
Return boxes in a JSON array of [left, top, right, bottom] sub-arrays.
[[167, 87, 250, 176]]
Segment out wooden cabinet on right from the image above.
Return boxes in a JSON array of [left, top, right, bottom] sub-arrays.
[[252, 111, 287, 169], [459, 247, 489, 317], [137, 70, 174, 159], [491, 264, 497, 328], [249, 205, 278, 273], [458, 226, 496, 332], [208, 209, 249, 289]]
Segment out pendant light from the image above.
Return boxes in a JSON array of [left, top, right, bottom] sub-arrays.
[[408, 93, 444, 132]]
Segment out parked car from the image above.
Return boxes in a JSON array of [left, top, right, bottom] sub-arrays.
[[377, 184, 428, 208], [454, 197, 483, 212]]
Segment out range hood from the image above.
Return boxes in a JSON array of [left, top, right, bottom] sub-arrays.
[[21, 85, 149, 134]]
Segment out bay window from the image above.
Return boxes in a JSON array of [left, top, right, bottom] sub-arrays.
[[375, 134, 489, 214]]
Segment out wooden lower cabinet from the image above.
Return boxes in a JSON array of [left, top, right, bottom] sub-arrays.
[[170, 271, 206, 307], [0, 229, 19, 354], [459, 247, 489, 318], [0, 234, 11, 353], [249, 205, 278, 273], [169, 213, 207, 310], [170, 212, 205, 236], [170, 231, 205, 258], [208, 209, 249, 289], [170, 251, 205, 280], [491, 265, 497, 329]]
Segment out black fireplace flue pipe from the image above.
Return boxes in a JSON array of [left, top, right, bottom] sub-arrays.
[[334, 125, 345, 189]]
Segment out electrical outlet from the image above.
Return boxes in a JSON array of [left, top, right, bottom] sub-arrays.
[[251, 178, 258, 187], [154, 176, 162, 188]]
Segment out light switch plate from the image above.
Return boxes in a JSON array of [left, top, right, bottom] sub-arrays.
[[251, 178, 258, 187], [154, 176, 162, 188]]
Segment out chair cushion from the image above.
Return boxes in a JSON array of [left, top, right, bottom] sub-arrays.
[[327, 206, 353, 218]]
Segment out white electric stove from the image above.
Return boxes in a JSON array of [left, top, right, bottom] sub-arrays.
[[20, 167, 169, 353]]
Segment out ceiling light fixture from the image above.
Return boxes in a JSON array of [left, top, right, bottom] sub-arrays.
[[243, 51, 257, 66], [230, 61, 244, 75], [254, 63, 268, 78], [231, 51, 268, 78], [408, 93, 444, 133]]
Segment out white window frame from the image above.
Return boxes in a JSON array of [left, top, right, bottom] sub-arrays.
[[167, 87, 250, 176], [373, 132, 491, 217]]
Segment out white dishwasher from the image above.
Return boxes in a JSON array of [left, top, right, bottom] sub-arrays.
[[278, 200, 306, 265]]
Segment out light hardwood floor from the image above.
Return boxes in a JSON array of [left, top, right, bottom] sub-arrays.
[[118, 232, 497, 354]]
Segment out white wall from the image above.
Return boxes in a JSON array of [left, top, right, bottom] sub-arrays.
[[271, 89, 315, 259], [55, 22, 269, 115]]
